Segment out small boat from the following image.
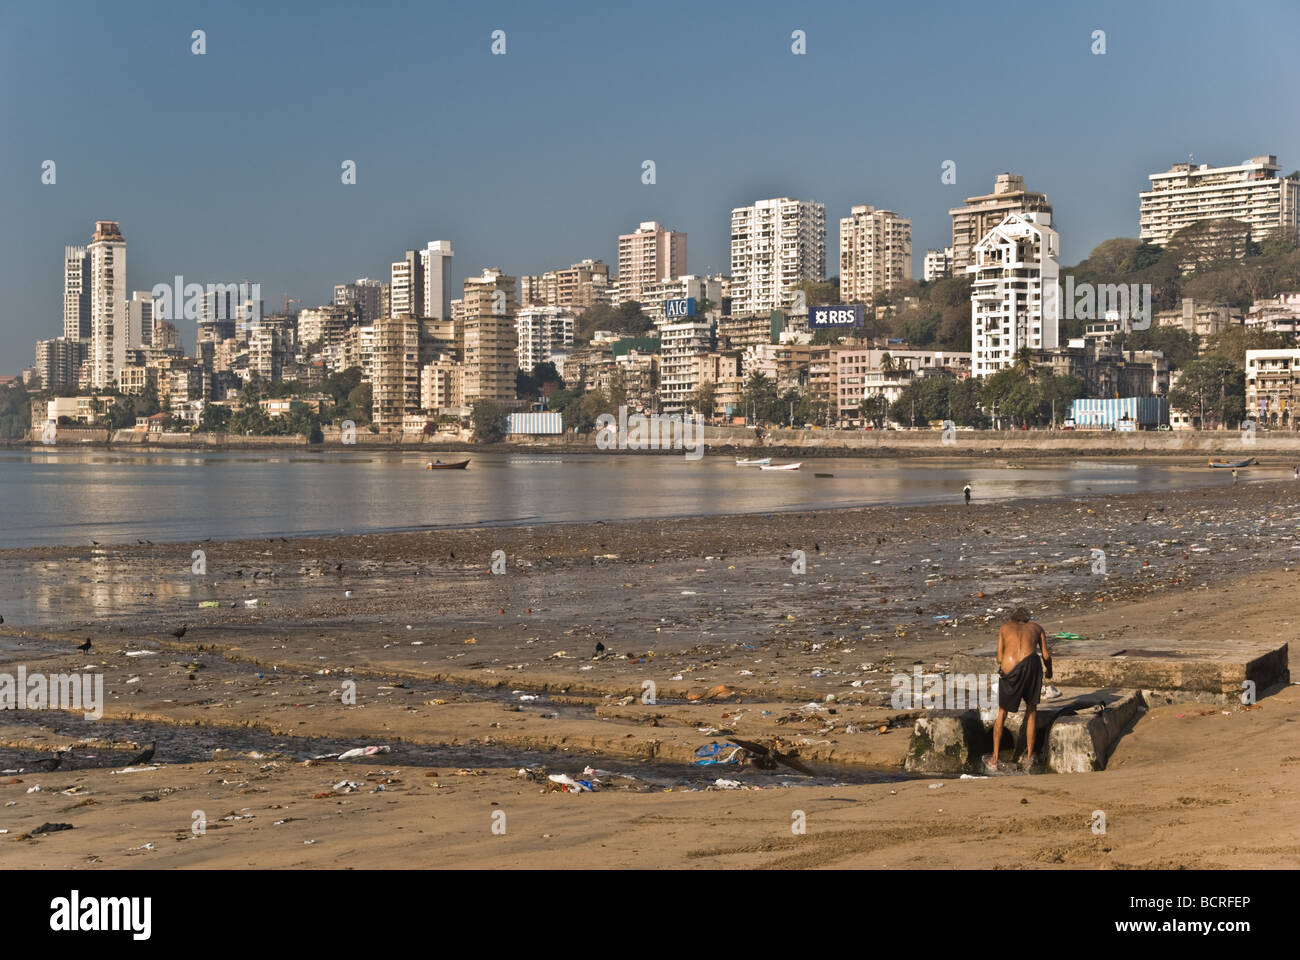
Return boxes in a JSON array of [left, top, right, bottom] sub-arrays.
[[759, 461, 803, 471], [427, 459, 470, 470], [1208, 457, 1256, 468], [735, 457, 771, 467]]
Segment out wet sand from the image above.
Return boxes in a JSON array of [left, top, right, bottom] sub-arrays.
[[2, 478, 1298, 867]]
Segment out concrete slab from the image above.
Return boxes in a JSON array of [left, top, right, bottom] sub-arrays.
[[952, 642, 1288, 698]]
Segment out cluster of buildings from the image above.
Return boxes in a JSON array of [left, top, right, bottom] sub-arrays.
[[21, 152, 1300, 434]]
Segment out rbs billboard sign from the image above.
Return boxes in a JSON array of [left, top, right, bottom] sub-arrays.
[[808, 305, 865, 328], [664, 297, 696, 319]]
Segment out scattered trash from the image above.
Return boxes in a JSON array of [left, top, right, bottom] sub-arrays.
[[712, 779, 742, 789], [337, 746, 390, 760], [693, 743, 743, 766], [198, 601, 220, 608]]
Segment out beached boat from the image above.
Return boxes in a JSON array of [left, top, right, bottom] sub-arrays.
[[1208, 457, 1256, 468], [735, 457, 771, 466], [759, 461, 803, 471], [426, 459, 470, 470]]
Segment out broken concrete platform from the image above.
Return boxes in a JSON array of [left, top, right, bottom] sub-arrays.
[[951, 641, 1289, 699], [907, 688, 1147, 774]]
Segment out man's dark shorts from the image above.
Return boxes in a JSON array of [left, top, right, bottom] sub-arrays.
[[999, 654, 1043, 712]]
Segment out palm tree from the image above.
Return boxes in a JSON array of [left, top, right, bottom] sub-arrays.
[[1013, 347, 1039, 381], [880, 352, 895, 374]]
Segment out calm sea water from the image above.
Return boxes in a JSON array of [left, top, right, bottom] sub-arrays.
[[0, 449, 1240, 550]]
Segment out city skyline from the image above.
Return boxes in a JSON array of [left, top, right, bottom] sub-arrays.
[[3, 0, 1298, 369]]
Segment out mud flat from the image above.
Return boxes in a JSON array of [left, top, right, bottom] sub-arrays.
[[1, 480, 1298, 867]]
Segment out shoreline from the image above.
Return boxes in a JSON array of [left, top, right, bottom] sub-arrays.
[[1, 477, 1296, 867]]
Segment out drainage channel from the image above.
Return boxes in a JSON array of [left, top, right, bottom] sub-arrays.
[[0, 710, 918, 789]]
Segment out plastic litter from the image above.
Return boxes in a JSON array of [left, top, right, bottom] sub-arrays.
[[337, 745, 390, 760]]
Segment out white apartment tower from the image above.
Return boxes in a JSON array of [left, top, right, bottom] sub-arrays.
[[729, 198, 826, 316], [1140, 155, 1300, 246], [923, 247, 954, 282], [420, 241, 454, 320], [63, 246, 90, 341], [839, 205, 911, 303], [87, 220, 128, 388], [515, 306, 575, 371], [968, 212, 1060, 379], [390, 250, 423, 317], [617, 221, 687, 304]]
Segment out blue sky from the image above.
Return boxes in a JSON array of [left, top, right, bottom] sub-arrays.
[[2, 0, 1297, 370]]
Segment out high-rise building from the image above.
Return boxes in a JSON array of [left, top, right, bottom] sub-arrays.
[[1140, 155, 1299, 246], [420, 241, 454, 320], [639, 275, 726, 323], [333, 278, 388, 324], [515, 306, 575, 371], [521, 259, 612, 312], [460, 269, 518, 404], [839, 205, 911, 303], [923, 247, 954, 282], [87, 220, 128, 388], [128, 291, 156, 348], [949, 174, 1052, 271], [63, 246, 90, 342], [729, 198, 827, 316], [968, 212, 1060, 379], [659, 319, 716, 414], [371, 314, 422, 427], [617, 222, 687, 305], [34, 337, 87, 391], [390, 250, 424, 318]]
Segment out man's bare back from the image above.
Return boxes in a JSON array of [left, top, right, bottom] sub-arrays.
[[998, 618, 1047, 674], [989, 607, 1051, 772]]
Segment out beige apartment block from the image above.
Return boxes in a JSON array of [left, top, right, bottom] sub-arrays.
[[839, 205, 911, 304], [371, 314, 422, 427], [949, 174, 1052, 272], [1140, 155, 1299, 246], [460, 269, 519, 404], [617, 222, 687, 305]]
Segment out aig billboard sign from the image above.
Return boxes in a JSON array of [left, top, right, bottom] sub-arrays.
[[808, 305, 864, 328], [664, 297, 695, 319]]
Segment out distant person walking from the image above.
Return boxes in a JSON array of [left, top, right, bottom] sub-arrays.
[[1232, 468, 1239, 484], [963, 482, 972, 505], [1292, 465, 1297, 480]]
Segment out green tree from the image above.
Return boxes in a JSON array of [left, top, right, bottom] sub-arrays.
[[470, 401, 506, 442], [688, 381, 717, 420], [1168, 357, 1246, 428], [859, 393, 889, 428], [198, 403, 232, 432]]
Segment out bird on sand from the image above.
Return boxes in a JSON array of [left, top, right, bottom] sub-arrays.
[[77, 638, 92, 652], [32, 750, 67, 772], [170, 625, 187, 639], [126, 742, 156, 766]]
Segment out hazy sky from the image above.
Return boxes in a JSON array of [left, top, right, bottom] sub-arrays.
[[2, 0, 1297, 370]]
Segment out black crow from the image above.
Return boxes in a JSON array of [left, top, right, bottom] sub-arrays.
[[170, 626, 187, 639], [127, 742, 156, 765], [77, 638, 92, 652]]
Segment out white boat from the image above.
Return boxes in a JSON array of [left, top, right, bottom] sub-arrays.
[[759, 461, 803, 471], [735, 457, 771, 466]]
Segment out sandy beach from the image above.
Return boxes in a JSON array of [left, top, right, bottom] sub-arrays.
[[1, 476, 1297, 868]]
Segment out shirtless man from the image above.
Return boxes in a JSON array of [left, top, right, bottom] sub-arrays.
[[989, 607, 1051, 771]]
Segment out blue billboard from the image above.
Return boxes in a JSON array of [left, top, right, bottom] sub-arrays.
[[664, 297, 696, 319], [808, 305, 864, 328]]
